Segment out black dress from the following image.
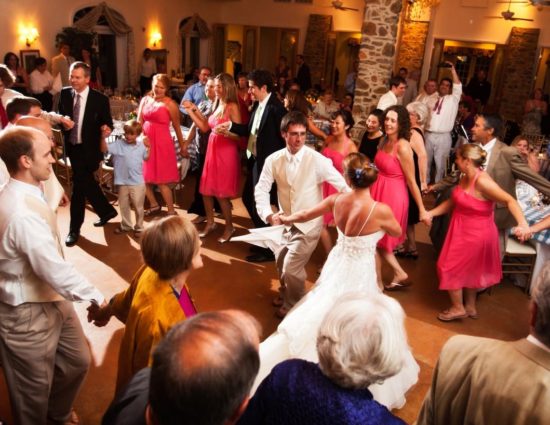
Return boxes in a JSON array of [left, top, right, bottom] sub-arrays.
[[407, 127, 423, 224], [359, 133, 383, 163]]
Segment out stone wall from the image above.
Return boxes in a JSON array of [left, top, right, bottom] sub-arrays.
[[498, 27, 540, 122], [303, 15, 333, 86], [352, 0, 403, 131], [396, 20, 429, 74]]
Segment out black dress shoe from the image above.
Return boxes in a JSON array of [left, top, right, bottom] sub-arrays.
[[93, 210, 118, 227], [246, 252, 275, 263], [65, 232, 80, 247]]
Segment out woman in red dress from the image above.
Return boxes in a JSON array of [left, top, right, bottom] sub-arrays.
[[370, 105, 428, 290], [198, 73, 242, 243], [428, 144, 530, 321]]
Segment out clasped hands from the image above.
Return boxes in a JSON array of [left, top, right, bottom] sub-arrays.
[[87, 301, 111, 327], [513, 226, 533, 243], [267, 212, 292, 226], [214, 121, 232, 137]]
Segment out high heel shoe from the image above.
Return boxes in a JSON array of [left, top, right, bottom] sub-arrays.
[[199, 223, 218, 238], [218, 228, 236, 244]]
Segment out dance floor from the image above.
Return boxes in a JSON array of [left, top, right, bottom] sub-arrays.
[[0, 175, 530, 424]]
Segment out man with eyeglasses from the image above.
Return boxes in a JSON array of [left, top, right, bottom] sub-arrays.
[[254, 111, 349, 318]]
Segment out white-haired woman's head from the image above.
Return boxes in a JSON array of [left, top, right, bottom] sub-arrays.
[[316, 292, 409, 389]]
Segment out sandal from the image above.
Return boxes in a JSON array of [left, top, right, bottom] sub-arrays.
[[384, 281, 412, 291], [403, 250, 419, 260], [437, 309, 468, 322], [199, 222, 218, 238], [144, 205, 161, 216]]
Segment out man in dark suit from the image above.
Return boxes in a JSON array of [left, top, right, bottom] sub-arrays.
[[58, 62, 117, 247], [217, 69, 286, 262], [295, 55, 311, 92]]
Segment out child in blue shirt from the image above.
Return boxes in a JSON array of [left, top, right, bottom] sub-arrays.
[[107, 120, 150, 235]]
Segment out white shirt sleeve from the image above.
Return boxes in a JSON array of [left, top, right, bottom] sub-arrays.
[[452, 83, 462, 103], [316, 154, 351, 193], [254, 155, 277, 223], [7, 214, 105, 305]]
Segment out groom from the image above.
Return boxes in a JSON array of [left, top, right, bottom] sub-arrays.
[[255, 111, 349, 318]]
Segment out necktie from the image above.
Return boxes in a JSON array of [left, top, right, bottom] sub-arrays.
[[247, 103, 264, 157], [0, 99, 8, 128], [287, 155, 298, 185], [70, 94, 81, 145], [433, 97, 444, 115]]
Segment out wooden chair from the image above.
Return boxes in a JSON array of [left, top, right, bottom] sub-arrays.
[[502, 238, 537, 294], [51, 129, 72, 192]]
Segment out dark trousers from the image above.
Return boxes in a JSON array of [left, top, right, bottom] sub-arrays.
[[35, 92, 53, 112], [68, 146, 116, 232], [242, 156, 267, 229], [139, 76, 153, 96]]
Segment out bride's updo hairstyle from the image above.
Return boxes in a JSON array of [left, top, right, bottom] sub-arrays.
[[458, 144, 487, 169], [343, 152, 378, 189]]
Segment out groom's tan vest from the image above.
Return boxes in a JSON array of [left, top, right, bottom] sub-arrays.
[[272, 149, 323, 234], [0, 188, 64, 304]]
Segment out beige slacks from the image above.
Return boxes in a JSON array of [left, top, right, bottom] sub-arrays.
[[0, 301, 90, 425], [118, 184, 146, 231], [276, 225, 322, 309]]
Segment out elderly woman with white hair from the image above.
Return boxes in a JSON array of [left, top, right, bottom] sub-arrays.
[[237, 292, 410, 424], [395, 101, 430, 259]]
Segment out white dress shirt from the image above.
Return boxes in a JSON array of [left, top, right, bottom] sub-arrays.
[[0, 179, 104, 306], [255, 146, 349, 223], [73, 86, 90, 144], [480, 137, 497, 169], [377, 90, 398, 111], [426, 83, 462, 133], [30, 69, 54, 94]]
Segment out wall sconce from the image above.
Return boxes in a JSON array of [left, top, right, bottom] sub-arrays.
[[20, 26, 39, 47], [150, 32, 162, 48]]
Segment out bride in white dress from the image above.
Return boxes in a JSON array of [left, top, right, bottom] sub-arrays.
[[253, 153, 420, 410]]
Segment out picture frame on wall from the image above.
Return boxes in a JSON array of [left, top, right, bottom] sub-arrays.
[[20, 49, 40, 73]]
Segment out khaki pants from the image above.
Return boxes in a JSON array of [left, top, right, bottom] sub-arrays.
[[276, 225, 322, 309], [118, 184, 146, 231], [0, 301, 90, 425]]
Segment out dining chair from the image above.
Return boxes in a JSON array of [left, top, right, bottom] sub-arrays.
[[502, 238, 537, 294], [51, 128, 72, 192]]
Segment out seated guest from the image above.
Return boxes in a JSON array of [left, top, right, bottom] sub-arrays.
[[417, 264, 550, 425], [237, 292, 408, 425], [87, 215, 203, 393], [102, 310, 261, 425], [512, 135, 540, 174], [0, 64, 21, 130], [313, 89, 339, 120], [29, 57, 54, 111]]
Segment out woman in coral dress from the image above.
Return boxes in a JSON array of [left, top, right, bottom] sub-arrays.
[[370, 105, 428, 290], [199, 73, 242, 242], [138, 74, 186, 216], [428, 144, 530, 321], [320, 109, 357, 256]]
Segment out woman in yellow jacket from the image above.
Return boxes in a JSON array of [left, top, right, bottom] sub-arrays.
[[88, 215, 202, 393]]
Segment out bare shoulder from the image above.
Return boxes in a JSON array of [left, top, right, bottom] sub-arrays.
[[397, 138, 412, 153]]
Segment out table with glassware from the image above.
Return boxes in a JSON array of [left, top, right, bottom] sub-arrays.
[[514, 179, 550, 288]]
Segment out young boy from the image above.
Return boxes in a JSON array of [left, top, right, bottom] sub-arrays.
[[107, 120, 150, 236]]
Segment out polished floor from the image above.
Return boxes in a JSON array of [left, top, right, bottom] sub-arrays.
[[0, 176, 531, 424]]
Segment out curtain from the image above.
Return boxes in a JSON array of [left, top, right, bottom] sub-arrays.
[[73, 2, 136, 86], [178, 14, 211, 73]]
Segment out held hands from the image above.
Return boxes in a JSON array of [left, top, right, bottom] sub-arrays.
[[420, 211, 433, 227], [87, 301, 112, 327], [60, 116, 75, 130], [268, 213, 283, 226], [513, 226, 533, 243], [214, 121, 232, 136], [101, 124, 112, 138], [58, 192, 69, 207], [143, 136, 151, 148]]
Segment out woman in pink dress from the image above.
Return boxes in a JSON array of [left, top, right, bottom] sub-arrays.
[[428, 144, 530, 321], [138, 74, 186, 216], [320, 110, 357, 255], [370, 105, 427, 291], [198, 73, 242, 243]]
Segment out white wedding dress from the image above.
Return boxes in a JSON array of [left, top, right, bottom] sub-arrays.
[[252, 203, 420, 410]]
